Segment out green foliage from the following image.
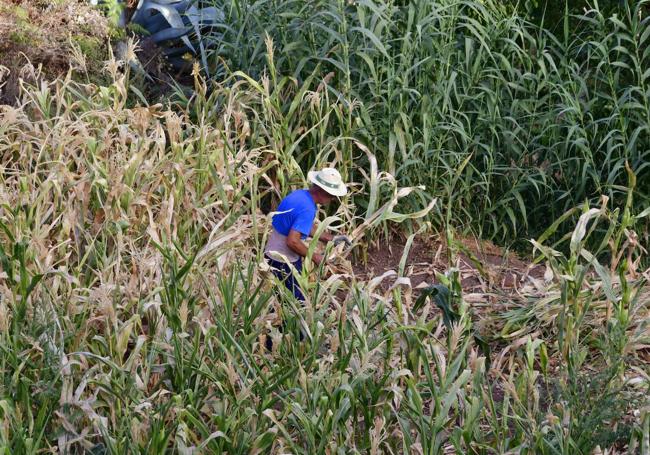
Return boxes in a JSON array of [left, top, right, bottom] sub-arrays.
[[189, 0, 650, 247], [5, 75, 650, 452], [72, 35, 104, 64], [1, 3, 648, 453], [92, 0, 124, 26], [5, 6, 40, 47], [507, 0, 629, 34]]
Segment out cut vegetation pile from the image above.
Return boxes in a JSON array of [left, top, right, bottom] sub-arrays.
[[0, 54, 648, 453], [0, 0, 110, 104]]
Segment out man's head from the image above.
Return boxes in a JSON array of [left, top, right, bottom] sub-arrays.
[[307, 167, 347, 205], [309, 184, 337, 205]]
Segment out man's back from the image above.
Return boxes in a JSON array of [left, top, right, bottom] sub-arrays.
[[265, 189, 316, 263], [271, 189, 317, 239]]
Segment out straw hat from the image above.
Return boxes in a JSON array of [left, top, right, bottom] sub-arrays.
[[308, 167, 348, 197]]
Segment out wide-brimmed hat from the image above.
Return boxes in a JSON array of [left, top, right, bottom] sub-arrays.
[[308, 167, 348, 197]]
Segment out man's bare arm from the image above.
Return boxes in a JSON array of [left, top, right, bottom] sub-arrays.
[[310, 223, 333, 243], [287, 229, 324, 265]]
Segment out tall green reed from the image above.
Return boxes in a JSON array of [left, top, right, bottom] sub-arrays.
[[192, 0, 650, 248]]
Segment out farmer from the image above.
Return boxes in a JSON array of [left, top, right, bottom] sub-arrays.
[[264, 167, 351, 302]]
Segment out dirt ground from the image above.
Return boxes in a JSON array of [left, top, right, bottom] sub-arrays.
[[352, 232, 545, 294]]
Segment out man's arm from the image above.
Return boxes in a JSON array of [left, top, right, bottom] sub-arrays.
[[287, 229, 325, 265], [310, 224, 351, 247], [310, 223, 333, 243]]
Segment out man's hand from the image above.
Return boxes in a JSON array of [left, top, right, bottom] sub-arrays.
[[332, 235, 352, 247], [312, 253, 326, 266]]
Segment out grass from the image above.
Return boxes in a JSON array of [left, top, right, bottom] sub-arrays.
[[0, 44, 648, 453], [71, 35, 104, 62]]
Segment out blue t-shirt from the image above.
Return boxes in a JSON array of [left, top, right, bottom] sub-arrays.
[[272, 189, 317, 239]]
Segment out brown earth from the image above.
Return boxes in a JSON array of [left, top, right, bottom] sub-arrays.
[[352, 232, 545, 294]]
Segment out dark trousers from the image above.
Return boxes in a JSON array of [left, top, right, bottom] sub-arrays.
[[265, 255, 305, 302]]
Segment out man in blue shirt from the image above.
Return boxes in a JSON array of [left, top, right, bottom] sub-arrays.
[[264, 167, 350, 302]]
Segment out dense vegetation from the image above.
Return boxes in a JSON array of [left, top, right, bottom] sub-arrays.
[[191, 0, 650, 244], [0, 0, 648, 453]]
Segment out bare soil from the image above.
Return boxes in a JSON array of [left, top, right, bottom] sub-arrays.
[[352, 232, 545, 294]]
